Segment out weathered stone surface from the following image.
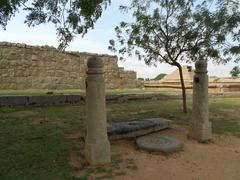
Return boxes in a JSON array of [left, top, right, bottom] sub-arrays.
[[1, 92, 237, 107], [28, 95, 66, 106], [65, 95, 84, 104], [0, 41, 140, 90], [0, 93, 184, 107], [136, 134, 183, 153], [107, 118, 172, 140], [0, 96, 28, 106], [144, 65, 240, 93], [188, 61, 212, 141], [106, 93, 184, 103], [85, 57, 111, 165]]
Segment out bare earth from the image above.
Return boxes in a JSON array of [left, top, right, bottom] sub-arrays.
[[111, 125, 240, 180]]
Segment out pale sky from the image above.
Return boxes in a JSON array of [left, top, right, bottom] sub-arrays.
[[0, 1, 238, 78]]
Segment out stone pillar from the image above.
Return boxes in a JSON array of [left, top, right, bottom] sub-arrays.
[[188, 60, 212, 141], [84, 56, 111, 165]]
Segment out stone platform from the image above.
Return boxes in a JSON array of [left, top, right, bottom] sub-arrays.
[[107, 118, 171, 140]]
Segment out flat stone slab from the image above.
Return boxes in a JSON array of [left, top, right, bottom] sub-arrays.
[[107, 118, 171, 140], [136, 134, 183, 154]]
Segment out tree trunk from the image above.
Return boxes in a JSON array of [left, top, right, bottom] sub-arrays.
[[175, 63, 187, 113]]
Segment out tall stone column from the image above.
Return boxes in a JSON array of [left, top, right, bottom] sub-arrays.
[[84, 56, 111, 165], [188, 60, 212, 141]]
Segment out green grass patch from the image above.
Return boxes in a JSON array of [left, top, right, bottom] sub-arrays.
[[0, 98, 239, 179]]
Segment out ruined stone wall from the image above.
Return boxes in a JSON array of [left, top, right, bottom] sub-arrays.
[[118, 68, 138, 88], [0, 42, 138, 89], [144, 66, 240, 93]]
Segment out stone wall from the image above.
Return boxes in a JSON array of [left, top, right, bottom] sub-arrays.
[[0, 42, 139, 89]]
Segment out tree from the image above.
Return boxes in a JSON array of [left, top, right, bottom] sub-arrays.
[[109, 0, 240, 113], [230, 66, 240, 77], [0, 0, 111, 49]]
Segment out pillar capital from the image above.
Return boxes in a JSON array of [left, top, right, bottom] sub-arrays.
[[195, 60, 208, 73], [87, 56, 104, 74]]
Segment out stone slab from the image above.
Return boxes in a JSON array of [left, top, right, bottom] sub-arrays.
[[0, 96, 28, 106], [0, 93, 183, 107], [28, 95, 67, 106], [107, 118, 172, 140], [65, 95, 83, 104], [1, 92, 236, 107], [136, 134, 183, 154]]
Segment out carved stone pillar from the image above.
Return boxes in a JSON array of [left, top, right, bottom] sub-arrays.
[[188, 60, 212, 141], [84, 56, 111, 165]]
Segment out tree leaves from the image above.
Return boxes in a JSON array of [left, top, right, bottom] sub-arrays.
[[109, 0, 240, 65], [229, 46, 240, 55], [0, 0, 111, 50], [230, 66, 240, 77], [0, 0, 28, 29]]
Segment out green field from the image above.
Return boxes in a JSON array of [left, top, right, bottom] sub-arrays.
[[0, 98, 239, 179]]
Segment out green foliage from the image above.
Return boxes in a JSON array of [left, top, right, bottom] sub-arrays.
[[109, 0, 240, 113], [0, 0, 111, 49], [0, 0, 27, 28], [154, 73, 166, 80], [137, 77, 144, 81], [230, 66, 240, 77], [109, 0, 240, 64]]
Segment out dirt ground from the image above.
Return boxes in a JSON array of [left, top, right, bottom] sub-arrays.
[[111, 125, 240, 180]]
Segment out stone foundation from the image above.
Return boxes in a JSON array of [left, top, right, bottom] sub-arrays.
[[144, 66, 240, 93], [0, 42, 139, 89]]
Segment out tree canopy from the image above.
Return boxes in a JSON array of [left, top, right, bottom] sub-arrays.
[[230, 66, 240, 77], [0, 0, 111, 49], [109, 0, 240, 64], [109, 0, 240, 112]]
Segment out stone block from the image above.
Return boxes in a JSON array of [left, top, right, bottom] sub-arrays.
[[66, 95, 83, 104], [28, 95, 67, 106], [107, 118, 172, 140], [0, 96, 28, 106]]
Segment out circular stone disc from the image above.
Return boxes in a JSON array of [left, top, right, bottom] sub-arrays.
[[136, 134, 183, 154]]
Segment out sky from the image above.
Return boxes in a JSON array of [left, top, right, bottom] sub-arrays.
[[0, 0, 239, 78]]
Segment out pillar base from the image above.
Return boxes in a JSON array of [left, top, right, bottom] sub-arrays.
[[85, 140, 111, 165], [188, 122, 212, 142]]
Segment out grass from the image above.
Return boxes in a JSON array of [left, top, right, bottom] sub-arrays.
[[209, 98, 240, 135], [0, 97, 239, 179], [0, 88, 185, 96]]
